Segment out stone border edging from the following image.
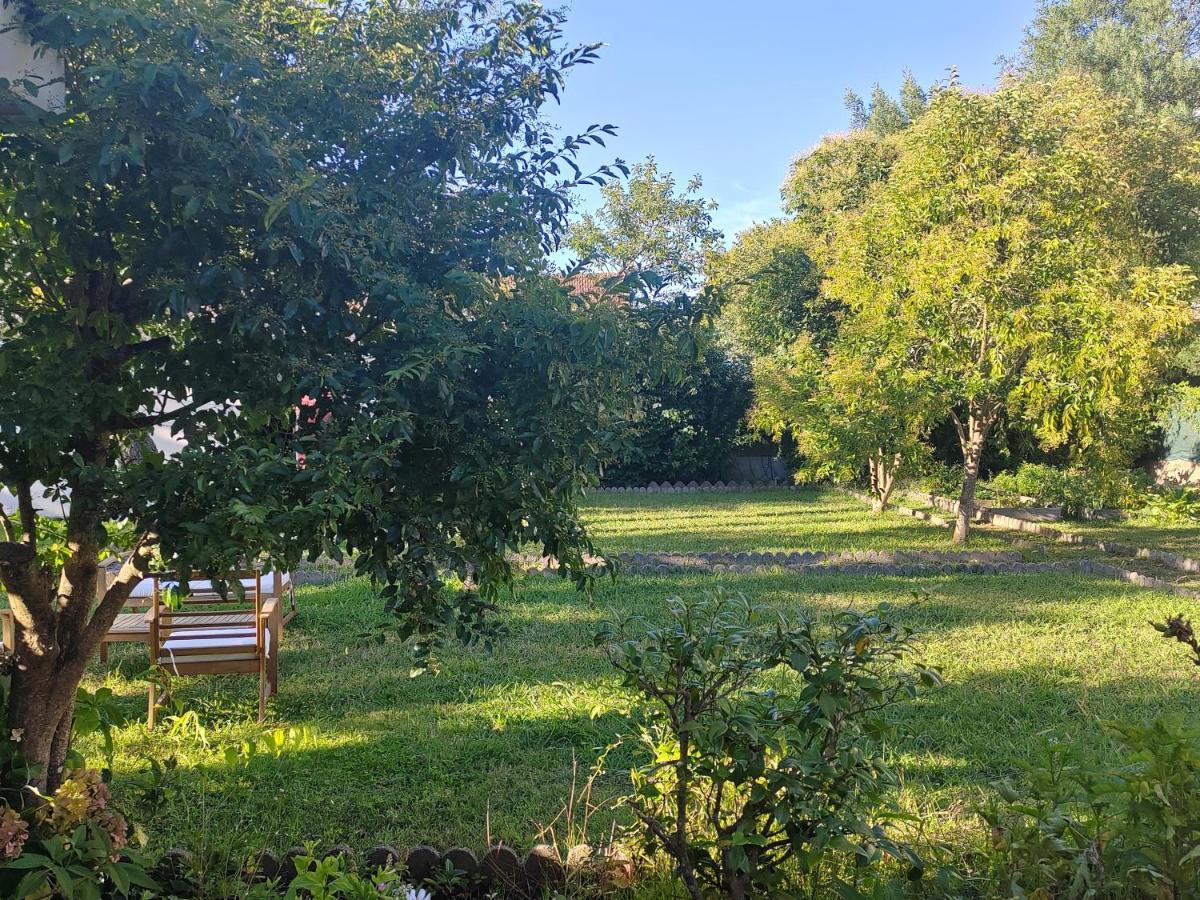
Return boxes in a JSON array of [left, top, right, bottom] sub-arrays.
[[150, 840, 626, 897], [837, 488, 1199, 599], [519, 549, 1200, 599], [594, 479, 799, 493], [897, 490, 1200, 576]]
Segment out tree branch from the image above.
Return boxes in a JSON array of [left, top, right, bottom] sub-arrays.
[[947, 410, 968, 458], [104, 400, 196, 433], [83, 531, 158, 649], [16, 482, 37, 551]]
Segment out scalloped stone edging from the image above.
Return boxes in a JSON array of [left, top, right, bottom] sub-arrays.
[[518, 548, 1200, 598], [593, 479, 798, 493], [158, 839, 632, 896], [877, 489, 1200, 576]]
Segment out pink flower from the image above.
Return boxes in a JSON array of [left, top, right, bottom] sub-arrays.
[[0, 805, 29, 861]]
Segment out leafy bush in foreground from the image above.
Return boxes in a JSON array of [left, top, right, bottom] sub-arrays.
[[1142, 485, 1200, 523], [983, 718, 1200, 899], [598, 591, 939, 900]]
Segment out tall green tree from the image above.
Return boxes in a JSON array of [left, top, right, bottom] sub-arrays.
[[830, 74, 1197, 542], [566, 158, 748, 482], [1015, 0, 1200, 120], [566, 155, 721, 302], [1016, 0, 1200, 407], [753, 324, 940, 513], [0, 0, 646, 787], [714, 74, 925, 361]]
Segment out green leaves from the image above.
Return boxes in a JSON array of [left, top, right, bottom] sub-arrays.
[[0, 0, 646, 700], [601, 590, 936, 897]]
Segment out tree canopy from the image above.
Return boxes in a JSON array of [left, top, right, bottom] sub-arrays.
[[829, 74, 1198, 541], [1015, 0, 1200, 121], [566, 155, 721, 302], [0, 0, 650, 785]]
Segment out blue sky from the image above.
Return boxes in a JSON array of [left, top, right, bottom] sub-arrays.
[[550, 1, 1036, 244]]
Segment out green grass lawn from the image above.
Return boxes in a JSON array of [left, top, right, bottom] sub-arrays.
[[1050, 511, 1200, 558], [581, 487, 1023, 555], [68, 487, 1200, 892]]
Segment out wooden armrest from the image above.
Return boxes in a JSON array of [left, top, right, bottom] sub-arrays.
[[0, 609, 13, 652], [259, 598, 279, 619]]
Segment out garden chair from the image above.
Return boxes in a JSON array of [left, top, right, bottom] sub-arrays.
[[100, 567, 295, 663], [145, 570, 281, 727]]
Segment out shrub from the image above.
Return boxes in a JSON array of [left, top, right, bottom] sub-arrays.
[[981, 463, 1147, 514], [982, 717, 1200, 898], [603, 347, 753, 485], [914, 461, 964, 497], [597, 590, 939, 900], [0, 768, 158, 898], [1142, 485, 1200, 522]]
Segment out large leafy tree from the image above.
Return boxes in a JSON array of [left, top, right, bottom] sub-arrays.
[[1015, 0, 1200, 121], [566, 155, 721, 302], [566, 158, 748, 483], [713, 82, 918, 360], [830, 74, 1197, 542], [0, 0, 645, 787], [1016, 0, 1200, 440], [753, 323, 940, 513]]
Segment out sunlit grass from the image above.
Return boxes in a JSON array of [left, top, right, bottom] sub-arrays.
[[83, 565, 1200, 881], [580, 487, 1025, 554]]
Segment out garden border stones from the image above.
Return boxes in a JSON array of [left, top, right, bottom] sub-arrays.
[[592, 479, 799, 494], [520, 540, 1200, 599], [855, 488, 1200, 576], [838, 488, 1200, 598], [233, 840, 608, 896]]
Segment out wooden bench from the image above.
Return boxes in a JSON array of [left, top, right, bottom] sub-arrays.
[[100, 568, 295, 662]]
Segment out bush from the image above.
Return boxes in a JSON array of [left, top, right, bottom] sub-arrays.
[[1142, 485, 1200, 522], [913, 461, 964, 497], [982, 717, 1200, 898], [0, 768, 158, 898], [597, 590, 940, 899], [980, 463, 1148, 514], [603, 347, 752, 485]]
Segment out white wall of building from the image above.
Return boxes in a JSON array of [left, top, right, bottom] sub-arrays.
[[0, 3, 64, 111]]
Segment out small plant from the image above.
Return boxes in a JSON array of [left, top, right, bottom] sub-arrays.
[[598, 590, 939, 899], [0, 768, 159, 898], [268, 847, 427, 900], [1153, 613, 1200, 667], [1142, 485, 1200, 522], [70, 687, 131, 771], [916, 461, 965, 498], [982, 717, 1200, 899], [982, 463, 1148, 515]]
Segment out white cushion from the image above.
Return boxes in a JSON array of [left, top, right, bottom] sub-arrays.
[[129, 571, 290, 598], [163, 634, 257, 651]]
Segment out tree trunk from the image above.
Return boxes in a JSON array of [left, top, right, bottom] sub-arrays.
[[953, 409, 993, 545], [869, 450, 901, 514], [2, 505, 155, 791]]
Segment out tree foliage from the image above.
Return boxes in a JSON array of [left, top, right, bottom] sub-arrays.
[[843, 71, 930, 138], [1015, 0, 1200, 121], [564, 156, 748, 483], [713, 76, 929, 363], [753, 323, 941, 512], [566, 155, 721, 302], [602, 347, 752, 485], [0, 0, 650, 785], [830, 74, 1198, 541]]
